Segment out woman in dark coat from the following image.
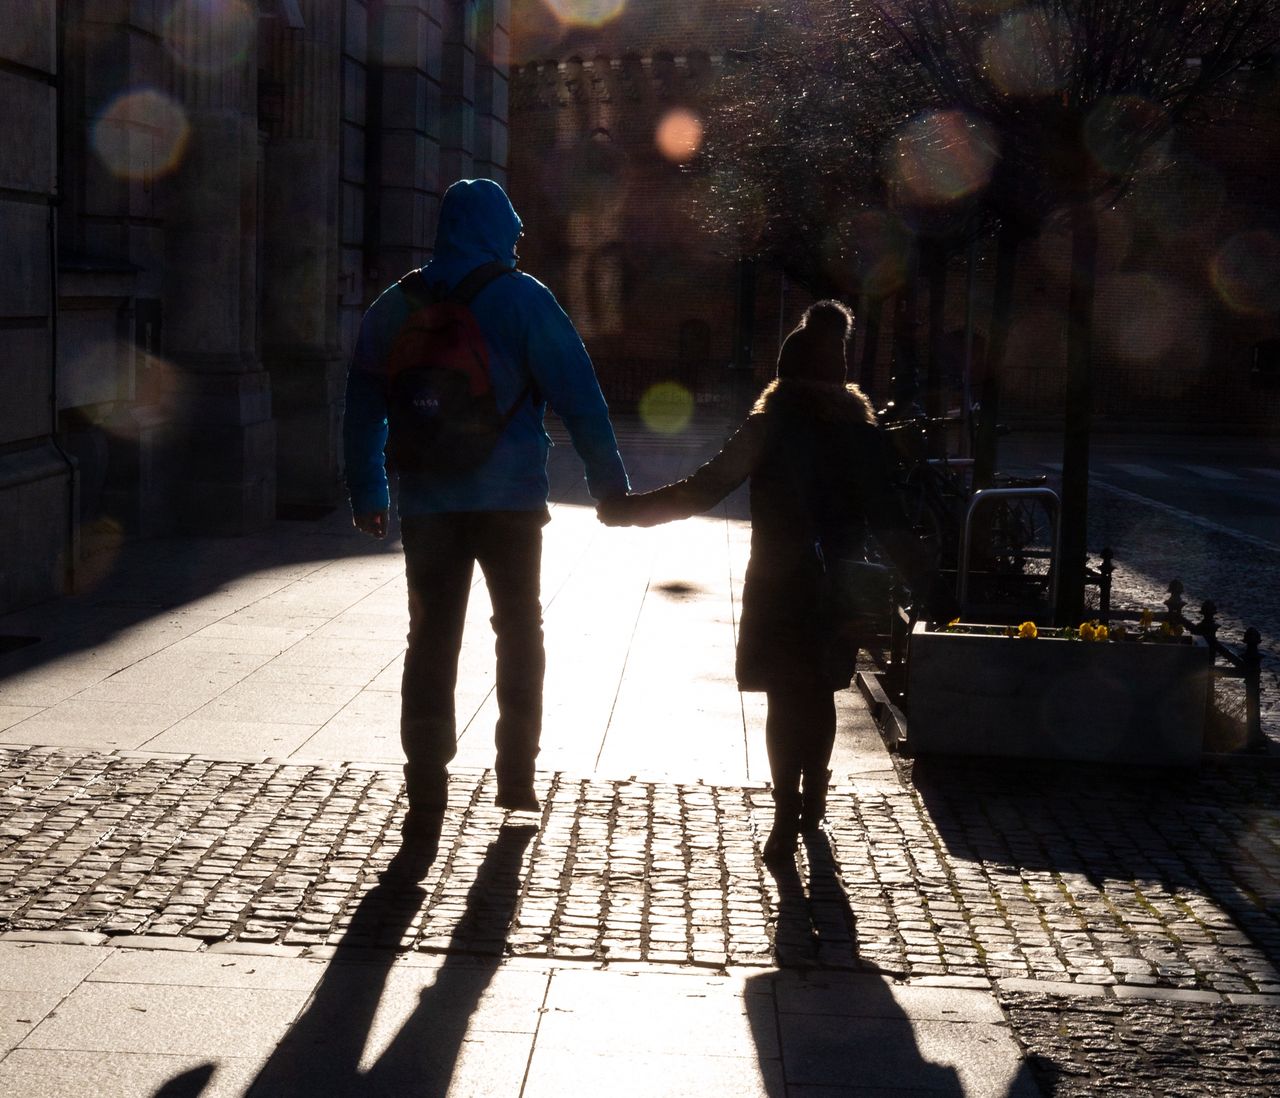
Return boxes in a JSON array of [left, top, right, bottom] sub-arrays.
[[598, 300, 919, 862]]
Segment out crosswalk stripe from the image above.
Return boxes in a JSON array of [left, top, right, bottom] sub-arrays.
[[1180, 464, 1242, 481], [1112, 463, 1169, 479]]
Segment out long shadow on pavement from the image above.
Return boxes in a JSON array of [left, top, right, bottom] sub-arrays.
[[0, 514, 398, 677], [746, 831, 968, 1095], [152, 823, 536, 1098], [912, 755, 1280, 988], [252, 823, 535, 1096]]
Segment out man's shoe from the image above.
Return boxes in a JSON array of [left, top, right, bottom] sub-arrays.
[[495, 784, 540, 813], [402, 806, 445, 841], [381, 808, 444, 884]]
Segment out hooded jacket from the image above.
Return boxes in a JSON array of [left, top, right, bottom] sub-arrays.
[[344, 178, 629, 516]]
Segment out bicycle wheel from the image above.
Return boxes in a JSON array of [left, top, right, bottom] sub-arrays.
[[896, 471, 952, 572], [984, 496, 1054, 602]]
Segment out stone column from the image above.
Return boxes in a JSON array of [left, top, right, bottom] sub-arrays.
[[65, 3, 169, 542], [439, 0, 476, 186], [261, 0, 346, 509], [0, 2, 73, 612], [472, 0, 509, 185], [162, 0, 275, 533], [365, 0, 444, 290]]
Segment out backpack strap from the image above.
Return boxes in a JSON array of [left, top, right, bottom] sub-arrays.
[[448, 260, 514, 305], [395, 260, 511, 313], [397, 269, 435, 313]]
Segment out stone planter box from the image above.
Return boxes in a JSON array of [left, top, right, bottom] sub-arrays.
[[906, 622, 1212, 765]]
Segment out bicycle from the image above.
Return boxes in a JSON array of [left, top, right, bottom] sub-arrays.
[[881, 411, 1058, 622]]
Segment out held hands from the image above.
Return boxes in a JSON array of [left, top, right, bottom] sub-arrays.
[[596, 494, 634, 527], [353, 509, 389, 539], [597, 494, 666, 527]]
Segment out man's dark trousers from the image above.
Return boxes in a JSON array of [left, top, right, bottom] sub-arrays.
[[399, 510, 548, 812]]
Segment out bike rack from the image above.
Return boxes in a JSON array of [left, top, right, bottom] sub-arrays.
[[957, 486, 1062, 611]]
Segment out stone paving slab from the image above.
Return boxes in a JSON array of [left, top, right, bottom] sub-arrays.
[[2, 746, 1277, 998], [0, 939, 1038, 1098]]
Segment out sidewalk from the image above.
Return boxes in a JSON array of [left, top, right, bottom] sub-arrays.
[[1, 423, 1278, 1095]]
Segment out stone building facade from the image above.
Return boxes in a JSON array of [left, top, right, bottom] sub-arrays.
[[0, 0, 510, 615]]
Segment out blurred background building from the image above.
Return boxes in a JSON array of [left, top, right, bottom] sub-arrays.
[[2, 0, 1277, 617], [508, 1, 1280, 428]]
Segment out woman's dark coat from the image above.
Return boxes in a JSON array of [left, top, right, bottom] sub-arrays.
[[623, 379, 917, 692]]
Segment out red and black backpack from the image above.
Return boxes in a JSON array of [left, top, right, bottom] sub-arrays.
[[384, 261, 527, 473]]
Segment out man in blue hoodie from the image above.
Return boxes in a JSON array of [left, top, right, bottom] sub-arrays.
[[344, 179, 629, 857]]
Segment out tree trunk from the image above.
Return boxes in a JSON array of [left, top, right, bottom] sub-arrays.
[[925, 242, 947, 455], [972, 223, 1019, 489], [1055, 201, 1099, 625], [858, 294, 884, 394], [888, 240, 921, 415]]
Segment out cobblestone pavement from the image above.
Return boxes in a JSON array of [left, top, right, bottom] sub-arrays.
[[3, 746, 1277, 994], [999, 991, 1280, 1096]]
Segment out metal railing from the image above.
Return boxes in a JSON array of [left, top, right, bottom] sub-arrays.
[[1086, 556, 1267, 753]]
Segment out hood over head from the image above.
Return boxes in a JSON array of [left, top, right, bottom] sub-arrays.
[[432, 178, 524, 268]]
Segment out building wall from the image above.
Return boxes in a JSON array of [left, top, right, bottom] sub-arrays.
[[0, 1, 72, 613], [0, 0, 509, 614]]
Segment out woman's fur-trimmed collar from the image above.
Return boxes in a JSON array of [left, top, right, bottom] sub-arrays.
[[751, 378, 877, 424]]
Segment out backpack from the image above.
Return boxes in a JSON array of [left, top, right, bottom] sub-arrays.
[[384, 261, 526, 473]]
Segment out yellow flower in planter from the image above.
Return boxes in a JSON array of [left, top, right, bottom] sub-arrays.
[[1095, 624, 1109, 641], [1018, 621, 1038, 639], [1078, 621, 1097, 642], [947, 618, 961, 630], [1139, 609, 1155, 628]]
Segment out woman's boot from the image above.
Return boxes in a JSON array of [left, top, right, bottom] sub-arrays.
[[763, 790, 802, 864], [800, 769, 831, 832]]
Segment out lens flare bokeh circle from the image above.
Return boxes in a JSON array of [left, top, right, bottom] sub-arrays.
[[543, 0, 627, 28], [835, 208, 912, 297], [1085, 95, 1168, 176], [639, 382, 695, 435], [982, 8, 1066, 98], [1210, 231, 1280, 316], [887, 110, 997, 207], [92, 89, 191, 180], [655, 109, 704, 163], [163, 0, 255, 75], [1095, 273, 1198, 363]]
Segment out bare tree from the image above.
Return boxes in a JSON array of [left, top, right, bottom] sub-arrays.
[[698, 0, 1279, 621]]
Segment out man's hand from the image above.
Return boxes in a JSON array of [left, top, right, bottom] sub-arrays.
[[596, 494, 631, 527], [353, 510, 389, 539]]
